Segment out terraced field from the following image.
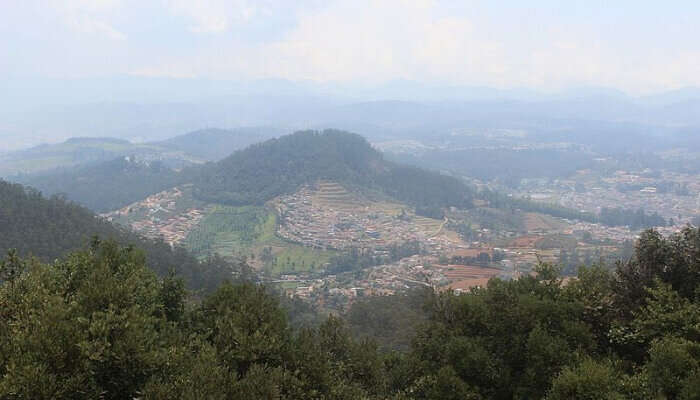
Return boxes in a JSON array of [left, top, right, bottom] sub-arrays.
[[311, 181, 404, 216], [312, 181, 362, 210], [413, 216, 445, 236], [523, 212, 567, 231]]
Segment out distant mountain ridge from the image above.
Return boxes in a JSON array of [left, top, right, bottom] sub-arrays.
[[12, 129, 598, 223], [0, 127, 282, 177], [154, 127, 284, 161]]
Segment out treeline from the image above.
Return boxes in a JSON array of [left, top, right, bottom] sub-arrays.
[[599, 207, 667, 229], [483, 188, 668, 229], [481, 188, 597, 223], [3, 228, 700, 398], [327, 240, 423, 274], [0, 179, 242, 292]]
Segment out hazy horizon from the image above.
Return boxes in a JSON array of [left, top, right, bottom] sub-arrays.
[[2, 1, 700, 150]]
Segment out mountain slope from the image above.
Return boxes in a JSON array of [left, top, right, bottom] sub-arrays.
[[0, 179, 239, 291], [15, 157, 187, 212]]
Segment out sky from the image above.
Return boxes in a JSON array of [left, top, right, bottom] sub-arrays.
[[1, 0, 700, 95]]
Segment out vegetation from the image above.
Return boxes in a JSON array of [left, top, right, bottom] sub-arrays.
[[3, 222, 699, 398], [327, 240, 423, 274], [184, 205, 272, 256], [183, 205, 335, 276], [0, 137, 159, 176], [0, 179, 242, 292], [483, 188, 668, 229], [16, 157, 186, 212], [193, 130, 475, 211], [599, 207, 667, 229]]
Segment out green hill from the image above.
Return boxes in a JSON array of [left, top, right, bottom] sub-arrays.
[[0, 179, 241, 291], [0, 137, 168, 176], [193, 129, 475, 214], [16, 157, 187, 212]]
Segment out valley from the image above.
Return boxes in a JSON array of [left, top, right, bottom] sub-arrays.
[[103, 177, 653, 309], [11, 130, 700, 310]]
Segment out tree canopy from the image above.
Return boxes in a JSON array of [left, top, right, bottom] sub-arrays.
[[0, 179, 241, 292], [2, 227, 700, 398], [193, 130, 475, 211]]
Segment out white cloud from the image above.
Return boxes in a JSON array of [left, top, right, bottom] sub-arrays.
[[164, 0, 252, 33], [4, 0, 699, 93], [49, 0, 127, 40], [64, 13, 127, 40]]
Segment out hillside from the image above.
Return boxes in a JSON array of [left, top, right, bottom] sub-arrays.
[[193, 129, 475, 213], [15, 157, 188, 212], [5, 128, 285, 212], [0, 137, 178, 177], [0, 179, 240, 291]]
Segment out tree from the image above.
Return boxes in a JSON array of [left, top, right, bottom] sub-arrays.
[[547, 358, 625, 400]]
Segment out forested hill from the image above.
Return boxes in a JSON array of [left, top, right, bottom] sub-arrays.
[[15, 157, 185, 212], [0, 180, 240, 291], [193, 129, 476, 212]]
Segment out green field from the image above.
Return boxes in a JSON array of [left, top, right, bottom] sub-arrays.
[[263, 241, 335, 276], [184, 205, 335, 276], [184, 205, 272, 256]]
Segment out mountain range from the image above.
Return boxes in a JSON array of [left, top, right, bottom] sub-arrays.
[[2, 77, 700, 152]]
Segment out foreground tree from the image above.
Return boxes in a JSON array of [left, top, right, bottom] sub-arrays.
[[2, 227, 700, 399]]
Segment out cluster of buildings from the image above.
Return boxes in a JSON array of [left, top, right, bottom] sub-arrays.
[[274, 185, 458, 255], [102, 186, 205, 246], [275, 253, 515, 309], [533, 170, 700, 223]]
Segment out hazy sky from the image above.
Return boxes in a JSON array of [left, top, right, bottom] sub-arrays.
[[2, 0, 699, 94]]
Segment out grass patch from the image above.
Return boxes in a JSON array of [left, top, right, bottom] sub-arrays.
[[184, 205, 336, 276], [184, 205, 270, 257], [263, 241, 335, 276]]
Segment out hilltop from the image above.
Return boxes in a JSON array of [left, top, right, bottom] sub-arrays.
[[193, 129, 475, 214]]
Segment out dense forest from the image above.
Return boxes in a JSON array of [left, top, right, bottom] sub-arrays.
[[15, 157, 187, 212], [0, 179, 241, 292], [2, 225, 699, 398]]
